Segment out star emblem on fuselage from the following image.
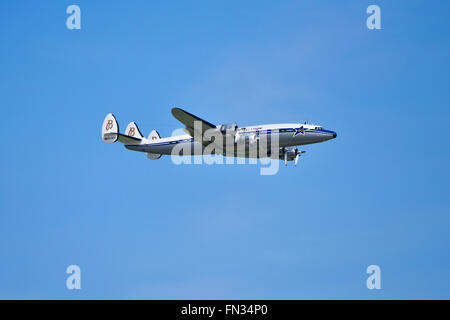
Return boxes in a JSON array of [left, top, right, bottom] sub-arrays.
[[294, 126, 305, 136]]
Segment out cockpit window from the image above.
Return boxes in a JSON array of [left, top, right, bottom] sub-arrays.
[[315, 126, 322, 130]]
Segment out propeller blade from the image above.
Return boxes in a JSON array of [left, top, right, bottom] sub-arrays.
[[284, 151, 287, 166], [295, 154, 299, 166]]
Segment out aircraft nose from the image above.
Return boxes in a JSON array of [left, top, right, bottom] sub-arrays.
[[333, 132, 337, 138]]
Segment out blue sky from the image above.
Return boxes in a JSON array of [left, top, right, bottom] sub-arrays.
[[0, 1, 449, 299]]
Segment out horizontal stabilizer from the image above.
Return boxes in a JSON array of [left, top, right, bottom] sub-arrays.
[[117, 134, 141, 145]]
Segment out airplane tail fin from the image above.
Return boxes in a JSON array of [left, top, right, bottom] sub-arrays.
[[148, 130, 161, 141], [146, 130, 162, 159], [125, 122, 144, 140], [102, 113, 120, 143], [102, 113, 143, 145]]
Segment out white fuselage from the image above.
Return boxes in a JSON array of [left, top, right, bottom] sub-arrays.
[[125, 123, 336, 158]]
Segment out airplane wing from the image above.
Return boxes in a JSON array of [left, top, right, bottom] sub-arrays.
[[171, 108, 217, 143]]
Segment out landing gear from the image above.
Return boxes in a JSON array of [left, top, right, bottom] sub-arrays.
[[281, 147, 306, 167]]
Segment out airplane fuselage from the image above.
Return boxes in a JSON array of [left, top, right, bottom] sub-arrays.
[[125, 123, 337, 158]]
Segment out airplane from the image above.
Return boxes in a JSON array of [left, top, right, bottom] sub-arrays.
[[101, 108, 337, 166]]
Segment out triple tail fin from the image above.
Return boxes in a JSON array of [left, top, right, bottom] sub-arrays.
[[102, 113, 165, 160]]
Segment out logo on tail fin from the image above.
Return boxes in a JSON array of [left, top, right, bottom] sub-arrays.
[[106, 120, 114, 131], [128, 127, 135, 136]]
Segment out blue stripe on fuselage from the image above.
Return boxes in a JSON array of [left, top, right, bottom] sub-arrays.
[[134, 127, 332, 147]]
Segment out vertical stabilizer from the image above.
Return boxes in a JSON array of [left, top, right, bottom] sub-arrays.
[[125, 122, 144, 140], [148, 130, 161, 141], [102, 113, 119, 143]]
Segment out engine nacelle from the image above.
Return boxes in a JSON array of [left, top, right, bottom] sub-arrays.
[[235, 132, 258, 145], [219, 123, 238, 134]]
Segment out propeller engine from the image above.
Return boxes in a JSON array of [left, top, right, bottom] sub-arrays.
[[219, 123, 238, 135], [234, 132, 258, 145]]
